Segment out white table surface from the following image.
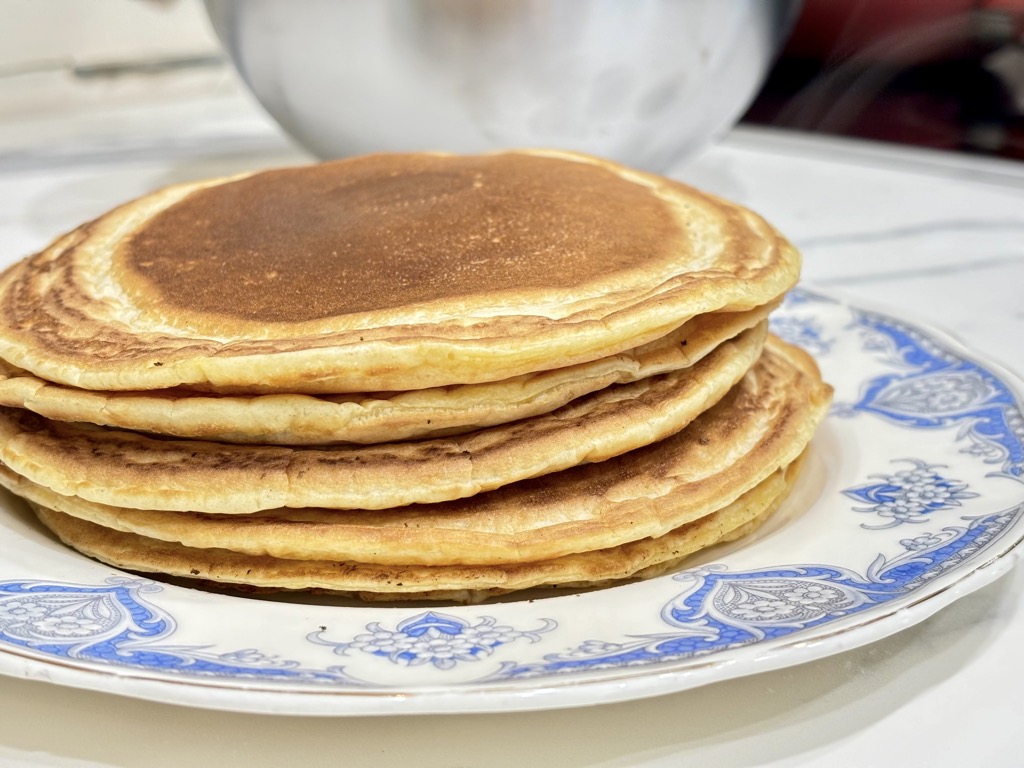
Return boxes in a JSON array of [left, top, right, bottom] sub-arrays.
[[0, 81, 1022, 768]]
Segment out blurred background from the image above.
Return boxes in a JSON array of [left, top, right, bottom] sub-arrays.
[[1, 0, 1022, 161], [747, 0, 1024, 159]]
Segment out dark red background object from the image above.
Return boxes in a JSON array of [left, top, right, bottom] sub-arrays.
[[743, 0, 1024, 159]]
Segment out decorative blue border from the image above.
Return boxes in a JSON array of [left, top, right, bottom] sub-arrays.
[[0, 577, 354, 684], [836, 308, 1024, 479], [489, 507, 1021, 680]]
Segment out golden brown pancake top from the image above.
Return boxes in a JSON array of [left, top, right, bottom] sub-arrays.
[[0, 149, 801, 392], [116, 153, 681, 323]]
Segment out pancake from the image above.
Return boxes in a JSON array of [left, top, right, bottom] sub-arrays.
[[26, 453, 803, 603], [0, 325, 770, 514], [0, 336, 831, 565], [0, 150, 800, 394], [0, 304, 772, 445]]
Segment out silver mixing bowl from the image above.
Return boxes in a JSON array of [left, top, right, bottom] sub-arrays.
[[204, 0, 800, 171]]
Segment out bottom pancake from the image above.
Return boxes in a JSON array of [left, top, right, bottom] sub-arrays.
[[27, 453, 804, 604]]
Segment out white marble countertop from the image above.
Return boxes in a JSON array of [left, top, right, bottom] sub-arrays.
[[0, 80, 1022, 768]]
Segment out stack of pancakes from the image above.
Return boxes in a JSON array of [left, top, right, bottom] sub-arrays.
[[0, 150, 831, 603]]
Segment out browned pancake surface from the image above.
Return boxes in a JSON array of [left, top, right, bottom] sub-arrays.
[[120, 153, 681, 322]]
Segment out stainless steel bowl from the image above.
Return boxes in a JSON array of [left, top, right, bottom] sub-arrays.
[[205, 0, 800, 170]]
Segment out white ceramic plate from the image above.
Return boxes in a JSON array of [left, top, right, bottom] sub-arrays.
[[0, 286, 1021, 716]]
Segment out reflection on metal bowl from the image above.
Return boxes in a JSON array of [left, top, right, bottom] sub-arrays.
[[204, 0, 801, 170]]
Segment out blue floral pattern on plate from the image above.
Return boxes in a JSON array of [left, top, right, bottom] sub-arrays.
[[310, 611, 556, 670], [0, 286, 1021, 714], [843, 460, 978, 529]]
